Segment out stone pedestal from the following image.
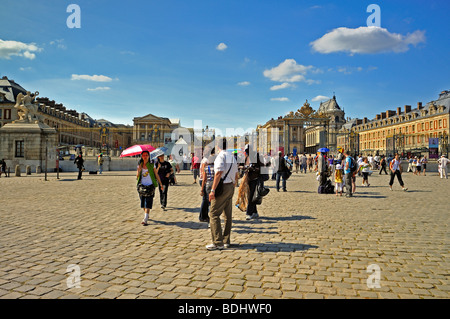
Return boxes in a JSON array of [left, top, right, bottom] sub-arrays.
[[0, 122, 57, 174]]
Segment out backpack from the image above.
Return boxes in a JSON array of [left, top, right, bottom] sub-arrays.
[[349, 157, 357, 173]]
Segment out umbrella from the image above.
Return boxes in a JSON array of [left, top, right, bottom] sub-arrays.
[[120, 144, 155, 157], [318, 147, 330, 153], [150, 147, 168, 160]]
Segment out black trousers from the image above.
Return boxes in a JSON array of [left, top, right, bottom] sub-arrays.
[[158, 181, 169, 207], [199, 181, 211, 221], [389, 170, 404, 187], [379, 165, 388, 174], [246, 179, 258, 216], [77, 168, 83, 180]]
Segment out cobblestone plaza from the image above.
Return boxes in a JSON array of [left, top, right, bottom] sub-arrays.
[[0, 169, 448, 299]]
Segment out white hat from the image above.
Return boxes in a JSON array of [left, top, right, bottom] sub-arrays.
[[336, 164, 342, 170]]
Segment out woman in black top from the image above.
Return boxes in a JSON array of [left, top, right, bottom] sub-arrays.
[[155, 154, 173, 210]]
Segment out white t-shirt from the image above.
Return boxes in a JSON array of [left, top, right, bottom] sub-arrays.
[[391, 159, 401, 171], [214, 150, 238, 184], [138, 165, 153, 186]]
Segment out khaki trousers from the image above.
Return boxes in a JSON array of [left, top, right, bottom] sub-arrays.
[[209, 183, 235, 246]]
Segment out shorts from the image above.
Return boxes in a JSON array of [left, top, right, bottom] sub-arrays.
[[362, 172, 369, 180], [417, 166, 421, 172], [423, 164, 426, 169], [140, 195, 153, 209]]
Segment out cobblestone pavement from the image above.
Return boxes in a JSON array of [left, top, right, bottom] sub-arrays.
[[0, 169, 448, 299]]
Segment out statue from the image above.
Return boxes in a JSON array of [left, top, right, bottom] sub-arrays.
[[14, 91, 41, 123]]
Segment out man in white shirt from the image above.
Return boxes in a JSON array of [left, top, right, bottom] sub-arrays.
[[207, 138, 239, 250], [438, 155, 449, 179]]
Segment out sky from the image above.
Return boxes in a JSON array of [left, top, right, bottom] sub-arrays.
[[1, 0, 449, 135]]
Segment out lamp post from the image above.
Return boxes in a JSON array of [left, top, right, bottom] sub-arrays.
[[440, 131, 448, 157]]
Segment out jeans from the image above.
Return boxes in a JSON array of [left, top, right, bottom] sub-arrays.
[[158, 181, 169, 207], [345, 173, 353, 196], [276, 172, 286, 191]]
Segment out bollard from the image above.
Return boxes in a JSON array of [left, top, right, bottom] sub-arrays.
[[15, 165, 21, 177], [36, 165, 41, 174], [26, 165, 31, 175]]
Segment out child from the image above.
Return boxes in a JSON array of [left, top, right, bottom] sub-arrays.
[[334, 164, 343, 196], [359, 157, 371, 186]]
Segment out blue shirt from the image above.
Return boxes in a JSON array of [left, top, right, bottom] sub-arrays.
[[344, 156, 352, 175]]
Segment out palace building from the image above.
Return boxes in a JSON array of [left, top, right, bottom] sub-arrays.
[[338, 90, 450, 157]]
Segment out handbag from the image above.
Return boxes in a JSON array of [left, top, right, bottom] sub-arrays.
[[137, 183, 155, 197], [214, 160, 233, 197]]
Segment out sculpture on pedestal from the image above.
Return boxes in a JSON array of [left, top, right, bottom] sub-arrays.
[[14, 91, 42, 123]]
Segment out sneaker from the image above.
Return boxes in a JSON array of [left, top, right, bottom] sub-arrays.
[[251, 213, 259, 219], [206, 244, 224, 251], [403, 188, 408, 191], [246, 215, 252, 220], [141, 219, 148, 226], [389, 187, 393, 191], [224, 244, 233, 249]]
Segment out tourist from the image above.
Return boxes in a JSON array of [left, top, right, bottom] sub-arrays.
[[317, 152, 328, 190], [307, 154, 313, 172], [199, 147, 216, 223], [344, 150, 357, 197], [97, 153, 104, 174], [155, 153, 174, 210], [168, 155, 180, 185], [241, 144, 265, 220], [415, 156, 422, 176], [334, 163, 343, 196], [191, 152, 200, 184], [207, 138, 239, 250], [136, 150, 162, 225], [0, 159, 6, 177], [359, 157, 371, 187], [379, 155, 388, 175], [270, 153, 277, 180], [276, 151, 288, 192], [294, 155, 299, 173], [357, 155, 363, 177], [74, 154, 84, 180], [300, 153, 307, 173], [389, 153, 408, 191], [438, 155, 449, 179], [421, 156, 428, 176]]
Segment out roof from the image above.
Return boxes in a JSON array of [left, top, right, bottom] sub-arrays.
[[0, 76, 27, 103], [318, 95, 341, 114]]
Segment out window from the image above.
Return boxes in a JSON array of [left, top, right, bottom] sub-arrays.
[[4, 109, 11, 120], [15, 140, 24, 157]]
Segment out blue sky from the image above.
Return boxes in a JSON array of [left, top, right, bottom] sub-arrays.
[[1, 0, 449, 135]]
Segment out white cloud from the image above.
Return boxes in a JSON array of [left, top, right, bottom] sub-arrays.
[[310, 26, 426, 54], [237, 81, 250, 86], [312, 95, 330, 102], [270, 82, 294, 91], [264, 59, 314, 83], [87, 87, 111, 91], [216, 43, 228, 51], [19, 67, 32, 71], [0, 39, 42, 60], [270, 97, 289, 102], [71, 74, 114, 82], [49, 39, 67, 50]]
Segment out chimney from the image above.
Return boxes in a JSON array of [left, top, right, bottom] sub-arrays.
[[381, 112, 386, 119], [404, 105, 411, 113], [417, 102, 423, 110], [363, 117, 368, 124], [397, 107, 401, 116], [376, 114, 381, 120], [386, 110, 396, 118]]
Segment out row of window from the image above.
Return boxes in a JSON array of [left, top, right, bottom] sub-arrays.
[[0, 108, 12, 120]]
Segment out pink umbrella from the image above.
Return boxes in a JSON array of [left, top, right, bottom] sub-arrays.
[[120, 144, 156, 157]]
